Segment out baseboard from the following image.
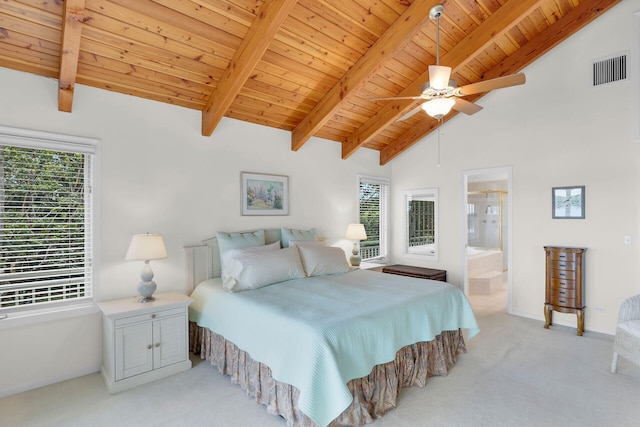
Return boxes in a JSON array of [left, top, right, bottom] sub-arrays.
[[0, 366, 100, 399], [508, 310, 614, 336]]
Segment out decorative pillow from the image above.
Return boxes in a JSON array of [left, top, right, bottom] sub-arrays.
[[297, 244, 350, 277], [288, 240, 325, 247], [281, 227, 316, 248], [222, 246, 305, 292], [220, 241, 281, 275], [216, 230, 265, 268]]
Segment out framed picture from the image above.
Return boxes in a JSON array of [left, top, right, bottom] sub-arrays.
[[552, 186, 585, 219], [241, 172, 289, 216]]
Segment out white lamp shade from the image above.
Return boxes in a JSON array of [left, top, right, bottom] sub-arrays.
[[125, 233, 168, 261], [428, 65, 452, 90], [421, 97, 456, 119], [345, 224, 367, 241]]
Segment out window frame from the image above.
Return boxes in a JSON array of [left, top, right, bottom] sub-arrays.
[[357, 175, 389, 263], [0, 126, 101, 329], [403, 188, 438, 261]]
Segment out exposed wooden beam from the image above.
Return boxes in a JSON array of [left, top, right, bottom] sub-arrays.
[[201, 0, 298, 136], [378, 0, 622, 165], [58, 0, 86, 112], [290, 0, 437, 152], [342, 0, 545, 160]]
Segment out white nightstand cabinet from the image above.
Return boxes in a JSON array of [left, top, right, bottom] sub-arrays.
[[99, 292, 193, 394]]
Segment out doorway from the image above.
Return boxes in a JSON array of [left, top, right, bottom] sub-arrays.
[[462, 167, 512, 314]]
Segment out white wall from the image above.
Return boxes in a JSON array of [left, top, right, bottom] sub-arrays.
[[0, 67, 389, 396], [390, 1, 640, 334], [1, 0, 637, 398]]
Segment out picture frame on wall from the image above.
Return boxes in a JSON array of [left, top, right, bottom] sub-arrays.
[[241, 172, 289, 216], [552, 186, 585, 219]]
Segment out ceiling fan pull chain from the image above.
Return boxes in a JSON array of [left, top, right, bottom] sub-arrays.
[[437, 118, 442, 168]]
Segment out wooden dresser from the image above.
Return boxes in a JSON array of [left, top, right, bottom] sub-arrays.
[[543, 246, 586, 336]]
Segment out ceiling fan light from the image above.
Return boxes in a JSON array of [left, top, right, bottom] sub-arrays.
[[422, 98, 455, 119], [428, 65, 451, 90]]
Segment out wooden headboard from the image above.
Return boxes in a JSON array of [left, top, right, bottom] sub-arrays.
[[184, 228, 283, 294]]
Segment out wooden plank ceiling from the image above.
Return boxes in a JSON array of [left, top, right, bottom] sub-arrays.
[[0, 0, 621, 164]]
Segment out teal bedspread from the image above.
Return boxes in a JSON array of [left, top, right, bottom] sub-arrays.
[[189, 268, 479, 427]]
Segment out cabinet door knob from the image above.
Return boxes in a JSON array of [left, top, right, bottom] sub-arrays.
[[147, 344, 153, 350], [155, 343, 161, 348]]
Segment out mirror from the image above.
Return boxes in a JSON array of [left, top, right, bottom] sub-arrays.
[[403, 188, 438, 260]]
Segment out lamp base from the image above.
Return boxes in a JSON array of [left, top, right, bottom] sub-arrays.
[[350, 254, 362, 267], [137, 280, 157, 303]]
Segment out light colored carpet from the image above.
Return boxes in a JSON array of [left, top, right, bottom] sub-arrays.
[[2, 291, 639, 427]]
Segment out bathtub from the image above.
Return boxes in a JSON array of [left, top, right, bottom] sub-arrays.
[[467, 247, 504, 295], [467, 247, 502, 274]]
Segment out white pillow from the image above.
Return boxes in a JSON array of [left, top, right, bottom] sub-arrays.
[[297, 245, 350, 277], [222, 246, 305, 292], [216, 230, 265, 268], [220, 241, 281, 278]]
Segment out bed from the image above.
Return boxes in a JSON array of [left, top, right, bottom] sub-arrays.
[[185, 228, 479, 427]]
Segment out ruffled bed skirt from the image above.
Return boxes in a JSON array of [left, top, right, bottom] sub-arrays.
[[189, 322, 466, 427]]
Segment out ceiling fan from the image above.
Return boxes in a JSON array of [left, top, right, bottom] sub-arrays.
[[372, 4, 526, 121]]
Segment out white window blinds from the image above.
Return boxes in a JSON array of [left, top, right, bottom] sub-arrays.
[[358, 176, 389, 261], [0, 129, 95, 314]]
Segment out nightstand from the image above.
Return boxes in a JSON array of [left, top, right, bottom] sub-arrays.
[[98, 291, 193, 394]]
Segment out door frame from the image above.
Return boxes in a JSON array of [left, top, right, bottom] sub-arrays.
[[461, 166, 513, 314]]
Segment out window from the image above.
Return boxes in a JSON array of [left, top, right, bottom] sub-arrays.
[[404, 189, 438, 260], [0, 127, 98, 320], [358, 176, 389, 262]]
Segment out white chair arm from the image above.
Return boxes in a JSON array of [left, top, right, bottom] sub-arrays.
[[618, 294, 640, 323]]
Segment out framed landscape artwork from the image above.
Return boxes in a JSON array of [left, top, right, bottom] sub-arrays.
[[241, 172, 289, 216], [552, 186, 585, 219]]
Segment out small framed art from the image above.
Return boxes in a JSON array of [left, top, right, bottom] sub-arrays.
[[241, 172, 289, 216], [552, 186, 585, 219]]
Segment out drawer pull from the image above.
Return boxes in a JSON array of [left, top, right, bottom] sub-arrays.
[[559, 299, 566, 304], [559, 290, 566, 295], [559, 273, 566, 277], [558, 254, 566, 259], [558, 263, 566, 268], [151, 314, 157, 319], [560, 282, 567, 287]]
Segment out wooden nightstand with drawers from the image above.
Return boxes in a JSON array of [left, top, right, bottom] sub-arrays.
[[544, 246, 586, 336]]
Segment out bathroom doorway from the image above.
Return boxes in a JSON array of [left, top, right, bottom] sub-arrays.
[[462, 167, 511, 314]]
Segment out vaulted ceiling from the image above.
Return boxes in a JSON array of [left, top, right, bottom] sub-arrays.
[[0, 0, 620, 164]]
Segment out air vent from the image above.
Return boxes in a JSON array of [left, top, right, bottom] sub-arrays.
[[593, 54, 627, 86]]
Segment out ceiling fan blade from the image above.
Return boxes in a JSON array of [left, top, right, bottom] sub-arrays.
[[458, 73, 526, 96], [428, 65, 451, 90], [452, 98, 483, 115], [396, 105, 423, 121]]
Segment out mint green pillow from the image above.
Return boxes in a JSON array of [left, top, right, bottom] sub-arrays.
[[216, 230, 265, 268], [281, 227, 316, 248]]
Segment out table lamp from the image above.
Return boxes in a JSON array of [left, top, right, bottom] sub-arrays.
[[125, 233, 168, 302], [345, 224, 367, 267]]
